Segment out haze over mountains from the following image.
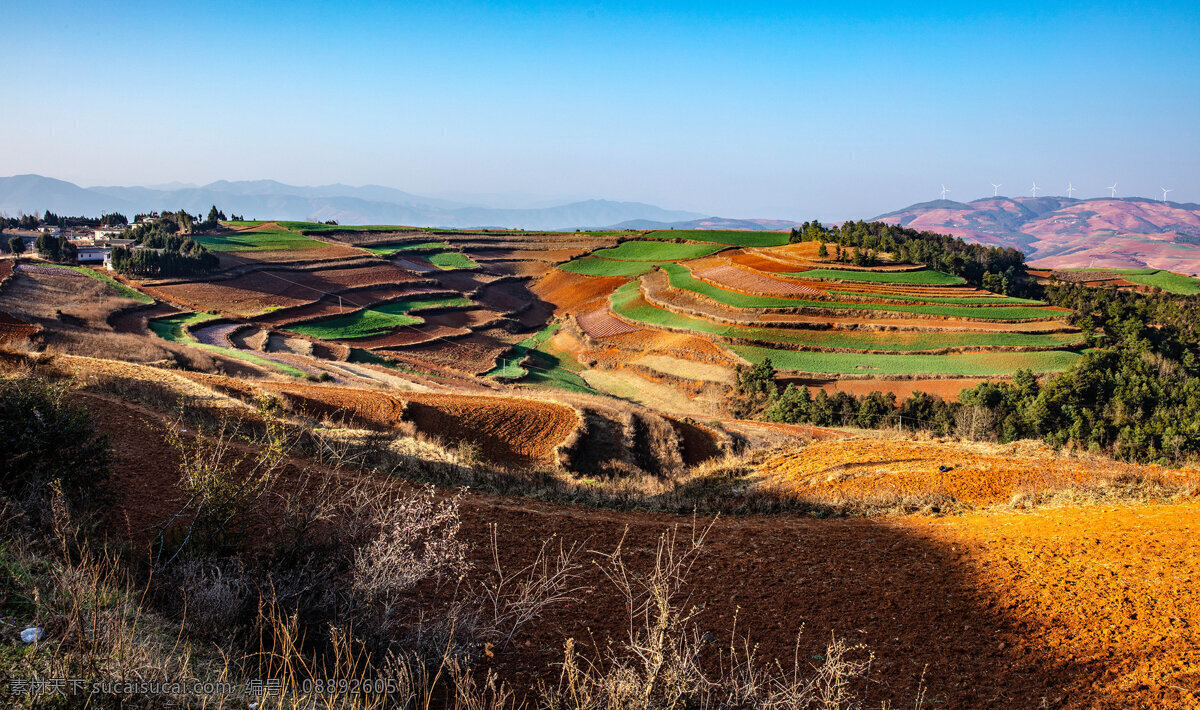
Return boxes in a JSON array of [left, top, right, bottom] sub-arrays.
[[0, 174, 709, 232], [5, 174, 1200, 275], [873, 197, 1200, 275]]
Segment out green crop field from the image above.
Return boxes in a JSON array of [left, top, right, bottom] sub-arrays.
[[663, 264, 1058, 319], [611, 282, 1079, 352], [149, 312, 306, 377], [426, 252, 479, 270], [1061, 268, 1200, 295], [730, 344, 1082, 376], [793, 268, 966, 285], [485, 324, 598, 393], [286, 295, 472, 340], [486, 324, 559, 378], [557, 256, 668, 277], [365, 241, 454, 256], [45, 265, 154, 303], [645, 230, 791, 247], [195, 227, 326, 252], [591, 240, 725, 261]]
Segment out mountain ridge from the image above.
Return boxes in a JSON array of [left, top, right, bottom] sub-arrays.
[[0, 174, 706, 231], [870, 196, 1200, 275]]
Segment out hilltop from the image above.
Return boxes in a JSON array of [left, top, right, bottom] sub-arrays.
[[872, 196, 1200, 275]]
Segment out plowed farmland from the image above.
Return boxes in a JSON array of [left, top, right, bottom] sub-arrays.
[[760, 438, 1200, 509], [151, 263, 428, 317]]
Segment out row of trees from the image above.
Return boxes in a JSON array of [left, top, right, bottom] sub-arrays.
[[789, 219, 1026, 293], [108, 242, 218, 278]]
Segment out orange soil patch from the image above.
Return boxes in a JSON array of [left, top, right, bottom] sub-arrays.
[[787, 376, 995, 401], [532, 270, 629, 315], [577, 308, 638, 338], [150, 264, 426, 317], [695, 263, 826, 297], [761, 439, 1200, 508]]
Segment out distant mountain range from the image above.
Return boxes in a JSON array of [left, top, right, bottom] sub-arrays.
[[872, 197, 1200, 276], [0, 175, 711, 231]]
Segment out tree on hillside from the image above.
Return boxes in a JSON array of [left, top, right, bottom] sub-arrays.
[[9, 237, 24, 256], [817, 242, 828, 258]]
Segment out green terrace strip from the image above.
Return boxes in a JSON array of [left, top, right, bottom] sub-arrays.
[[831, 289, 1044, 306], [730, 344, 1083, 376], [1062, 268, 1200, 296], [364, 241, 454, 256], [285, 295, 473, 340], [557, 257, 669, 277], [591, 240, 726, 261], [426, 252, 479, 270], [662, 264, 1058, 319], [520, 344, 596, 393], [43, 264, 154, 303], [645, 230, 791, 247], [610, 282, 1080, 352], [790, 268, 966, 285], [194, 228, 326, 252], [486, 324, 560, 378], [149, 312, 307, 377]]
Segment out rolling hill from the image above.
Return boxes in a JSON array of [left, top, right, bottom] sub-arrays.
[[872, 197, 1200, 275]]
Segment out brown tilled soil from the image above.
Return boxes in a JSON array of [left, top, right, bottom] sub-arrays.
[[782, 375, 996, 401], [81, 394, 1200, 709], [150, 264, 427, 317]]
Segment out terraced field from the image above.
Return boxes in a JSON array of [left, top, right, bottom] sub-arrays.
[[285, 295, 473, 340]]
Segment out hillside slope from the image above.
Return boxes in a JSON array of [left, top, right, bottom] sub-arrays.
[[872, 197, 1200, 275]]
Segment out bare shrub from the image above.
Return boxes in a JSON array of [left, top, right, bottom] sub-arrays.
[[350, 486, 469, 610]]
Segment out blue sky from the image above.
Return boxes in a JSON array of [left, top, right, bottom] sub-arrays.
[[1, 0, 1197, 219]]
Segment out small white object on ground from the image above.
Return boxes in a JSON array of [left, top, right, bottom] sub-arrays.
[[21, 627, 45, 643]]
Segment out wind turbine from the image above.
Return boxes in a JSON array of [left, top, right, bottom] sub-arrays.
[[1108, 183, 1118, 198], [1161, 187, 1173, 203], [940, 184, 951, 200], [991, 183, 1002, 197], [1066, 182, 1076, 198], [1031, 180, 1041, 197]]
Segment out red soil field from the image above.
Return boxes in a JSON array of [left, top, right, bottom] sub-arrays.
[[0, 310, 37, 343], [0, 260, 13, 287], [576, 308, 639, 338], [398, 330, 517, 374], [150, 264, 426, 317], [215, 244, 365, 268], [71, 386, 1200, 707], [469, 248, 586, 263], [532, 270, 630, 315], [695, 263, 827, 297], [252, 286, 446, 326]]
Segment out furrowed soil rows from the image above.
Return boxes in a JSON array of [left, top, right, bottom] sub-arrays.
[[577, 308, 639, 338], [695, 264, 827, 297], [152, 264, 427, 317], [760, 439, 1200, 508], [0, 310, 37, 343]]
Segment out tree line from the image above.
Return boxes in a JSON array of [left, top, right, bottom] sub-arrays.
[[738, 280, 1200, 465], [789, 219, 1025, 293]]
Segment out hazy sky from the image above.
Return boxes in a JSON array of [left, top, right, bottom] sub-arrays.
[[2, 0, 1197, 220]]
